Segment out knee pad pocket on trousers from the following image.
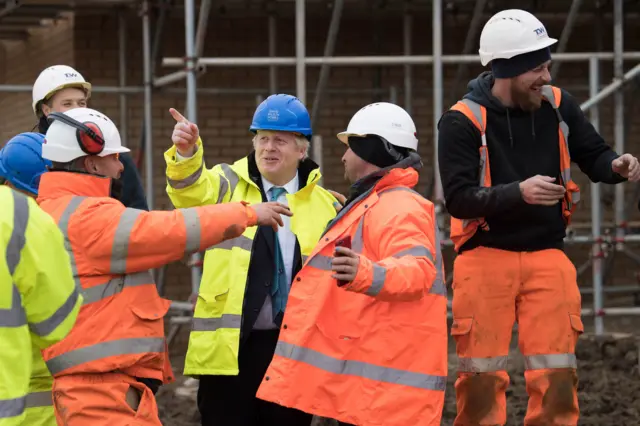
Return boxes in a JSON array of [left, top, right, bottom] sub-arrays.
[[450, 317, 473, 351]]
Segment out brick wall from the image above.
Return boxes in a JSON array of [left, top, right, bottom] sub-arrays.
[[2, 8, 640, 316], [0, 14, 75, 142]]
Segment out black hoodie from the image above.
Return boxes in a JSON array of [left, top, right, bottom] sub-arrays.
[[438, 71, 625, 253]]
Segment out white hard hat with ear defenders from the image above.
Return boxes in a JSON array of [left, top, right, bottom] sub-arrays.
[[42, 108, 129, 163]]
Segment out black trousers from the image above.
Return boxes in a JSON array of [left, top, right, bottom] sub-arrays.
[[197, 329, 313, 426]]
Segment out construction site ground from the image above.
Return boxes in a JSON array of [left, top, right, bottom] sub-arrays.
[[157, 304, 640, 426]]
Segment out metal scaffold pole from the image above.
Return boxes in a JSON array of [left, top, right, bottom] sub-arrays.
[[184, 0, 202, 298], [118, 10, 128, 144], [589, 57, 605, 335], [295, 0, 306, 105], [613, 0, 625, 252], [142, 0, 154, 209], [432, 0, 445, 234]]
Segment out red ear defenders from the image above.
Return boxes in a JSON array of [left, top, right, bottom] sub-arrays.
[[47, 112, 106, 156]]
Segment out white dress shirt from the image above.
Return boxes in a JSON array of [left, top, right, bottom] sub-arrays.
[[253, 172, 299, 330]]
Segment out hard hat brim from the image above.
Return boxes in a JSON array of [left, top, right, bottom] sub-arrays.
[[337, 131, 367, 145], [33, 82, 93, 116], [479, 37, 557, 67]]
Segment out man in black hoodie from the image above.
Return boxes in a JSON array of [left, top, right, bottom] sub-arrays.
[[438, 9, 640, 426]]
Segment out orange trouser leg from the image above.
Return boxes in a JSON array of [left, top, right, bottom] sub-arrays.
[[517, 249, 583, 426], [52, 372, 162, 426], [451, 247, 520, 426]]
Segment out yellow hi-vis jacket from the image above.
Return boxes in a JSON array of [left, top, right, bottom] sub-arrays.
[[0, 186, 82, 426], [164, 139, 339, 376]]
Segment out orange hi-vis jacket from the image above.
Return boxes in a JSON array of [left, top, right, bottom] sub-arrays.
[[36, 171, 259, 382], [257, 161, 448, 426], [448, 84, 581, 253]]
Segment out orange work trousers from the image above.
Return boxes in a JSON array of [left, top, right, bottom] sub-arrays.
[[451, 247, 584, 426], [52, 372, 162, 426]]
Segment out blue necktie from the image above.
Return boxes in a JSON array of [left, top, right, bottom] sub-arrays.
[[269, 186, 288, 326]]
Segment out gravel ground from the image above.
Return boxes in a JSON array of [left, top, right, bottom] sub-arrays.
[[157, 331, 640, 426]]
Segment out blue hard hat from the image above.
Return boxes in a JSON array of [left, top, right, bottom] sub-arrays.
[[0, 132, 52, 196], [249, 94, 312, 141]]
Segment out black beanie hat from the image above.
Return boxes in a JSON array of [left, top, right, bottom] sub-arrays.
[[491, 46, 551, 78], [348, 135, 403, 168]]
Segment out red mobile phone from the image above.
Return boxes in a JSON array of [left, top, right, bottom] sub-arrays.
[[335, 236, 352, 287]]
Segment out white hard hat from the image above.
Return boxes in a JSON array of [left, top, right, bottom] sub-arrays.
[[32, 65, 92, 116], [43, 108, 130, 163], [479, 9, 557, 66], [337, 102, 418, 151]]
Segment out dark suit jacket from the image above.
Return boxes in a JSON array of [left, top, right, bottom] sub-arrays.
[[239, 152, 316, 346]]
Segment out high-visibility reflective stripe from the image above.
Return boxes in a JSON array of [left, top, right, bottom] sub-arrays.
[[58, 196, 86, 291], [6, 190, 28, 275], [1, 192, 28, 328], [81, 271, 153, 305], [302, 255, 309, 264], [207, 234, 253, 252], [524, 353, 577, 370], [352, 217, 364, 253], [275, 341, 446, 391], [220, 164, 240, 197], [111, 208, 142, 274], [460, 99, 486, 133], [45, 337, 166, 375], [216, 175, 229, 204], [191, 314, 242, 332], [29, 289, 79, 337], [458, 355, 509, 373], [25, 391, 52, 408], [181, 208, 202, 254], [432, 216, 446, 298], [392, 246, 433, 262], [479, 147, 489, 185], [560, 121, 570, 142], [0, 287, 26, 327], [306, 254, 332, 270], [166, 160, 204, 189], [0, 395, 25, 419], [365, 264, 387, 296]]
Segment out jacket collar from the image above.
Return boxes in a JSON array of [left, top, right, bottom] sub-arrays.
[[38, 171, 112, 202], [322, 152, 423, 236]]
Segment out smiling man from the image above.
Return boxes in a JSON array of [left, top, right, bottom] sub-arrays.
[[438, 9, 640, 426], [164, 94, 339, 426]]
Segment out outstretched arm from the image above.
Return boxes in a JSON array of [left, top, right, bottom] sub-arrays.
[[76, 198, 258, 275]]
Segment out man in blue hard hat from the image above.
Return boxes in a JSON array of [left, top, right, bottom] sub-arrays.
[[164, 94, 340, 426], [0, 132, 51, 198], [0, 131, 63, 426]]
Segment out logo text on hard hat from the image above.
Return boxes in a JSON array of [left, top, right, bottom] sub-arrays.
[[65, 73, 79, 78], [533, 27, 546, 37], [267, 109, 279, 122]]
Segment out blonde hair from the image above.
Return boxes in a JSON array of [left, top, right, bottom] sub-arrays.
[[252, 131, 310, 160]]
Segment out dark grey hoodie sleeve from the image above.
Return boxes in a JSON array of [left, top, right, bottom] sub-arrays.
[[437, 110, 523, 219], [560, 88, 626, 184]]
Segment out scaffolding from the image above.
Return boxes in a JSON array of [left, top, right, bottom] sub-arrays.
[[2, 0, 640, 338]]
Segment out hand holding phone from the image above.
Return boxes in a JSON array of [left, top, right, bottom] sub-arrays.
[[334, 236, 352, 287]]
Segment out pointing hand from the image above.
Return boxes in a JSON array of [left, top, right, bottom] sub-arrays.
[[170, 108, 199, 157]]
